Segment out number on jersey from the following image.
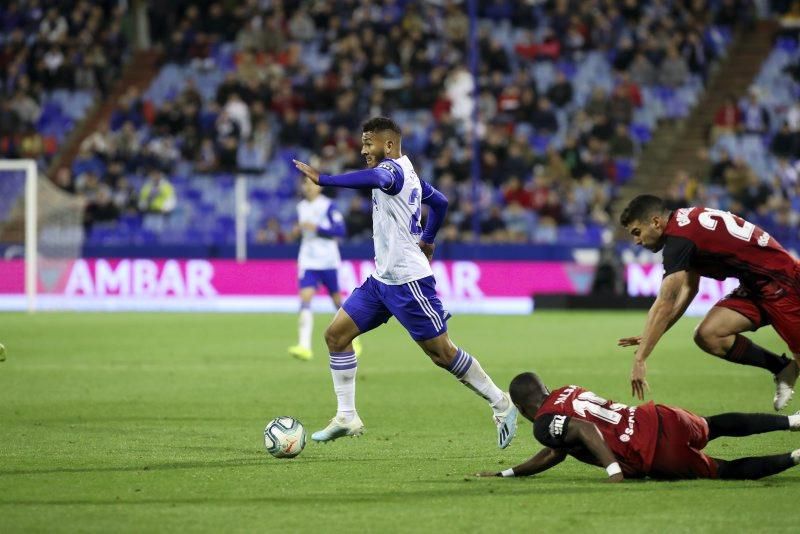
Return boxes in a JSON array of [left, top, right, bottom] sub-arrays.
[[697, 208, 755, 242], [408, 188, 422, 235], [572, 391, 625, 424]]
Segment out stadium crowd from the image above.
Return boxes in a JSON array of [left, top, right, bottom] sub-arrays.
[[0, 1, 129, 165], [2, 1, 752, 245], [663, 4, 800, 248]]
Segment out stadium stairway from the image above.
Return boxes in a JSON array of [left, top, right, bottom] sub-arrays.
[[612, 20, 777, 220], [46, 50, 163, 177]]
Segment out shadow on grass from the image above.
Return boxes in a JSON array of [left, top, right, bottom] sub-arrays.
[[1, 476, 798, 507], [0, 457, 265, 476]]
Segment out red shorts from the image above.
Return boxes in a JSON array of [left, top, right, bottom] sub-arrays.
[[715, 280, 800, 355], [648, 405, 718, 479]]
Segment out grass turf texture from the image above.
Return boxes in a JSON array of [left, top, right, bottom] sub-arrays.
[[1, 311, 797, 533]]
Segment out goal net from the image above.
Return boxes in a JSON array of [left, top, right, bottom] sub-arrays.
[[0, 160, 84, 312]]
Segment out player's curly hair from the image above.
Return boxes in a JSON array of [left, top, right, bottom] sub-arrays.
[[619, 194, 666, 227], [362, 117, 402, 136]]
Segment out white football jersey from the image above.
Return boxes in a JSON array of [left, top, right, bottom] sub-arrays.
[[371, 155, 433, 285], [297, 195, 342, 271]]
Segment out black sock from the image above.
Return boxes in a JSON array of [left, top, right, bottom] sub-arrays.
[[706, 413, 789, 440], [715, 453, 796, 480], [723, 335, 791, 375]]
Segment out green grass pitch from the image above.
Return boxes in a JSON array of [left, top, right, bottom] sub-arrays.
[[1, 311, 797, 533]]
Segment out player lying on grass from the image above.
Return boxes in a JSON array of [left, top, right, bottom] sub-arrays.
[[293, 117, 517, 448], [618, 195, 800, 409], [476, 372, 800, 481]]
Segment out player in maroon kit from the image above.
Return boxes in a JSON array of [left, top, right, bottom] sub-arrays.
[[618, 195, 800, 409], [476, 372, 800, 481]]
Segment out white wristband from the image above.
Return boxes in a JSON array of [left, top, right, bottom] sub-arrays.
[[500, 468, 515, 478], [606, 462, 622, 477]]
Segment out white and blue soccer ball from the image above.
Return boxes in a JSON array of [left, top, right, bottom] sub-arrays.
[[264, 416, 307, 458]]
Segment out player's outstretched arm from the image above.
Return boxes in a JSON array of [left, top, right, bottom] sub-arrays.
[[474, 447, 567, 478], [628, 269, 698, 399], [294, 160, 395, 190]]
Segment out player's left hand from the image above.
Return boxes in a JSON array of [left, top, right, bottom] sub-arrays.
[[293, 160, 321, 184], [630, 357, 649, 400], [605, 473, 624, 483], [419, 240, 435, 262], [300, 222, 317, 232], [474, 471, 500, 478], [618, 336, 642, 347]]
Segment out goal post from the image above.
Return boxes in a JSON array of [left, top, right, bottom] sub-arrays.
[[0, 159, 84, 313]]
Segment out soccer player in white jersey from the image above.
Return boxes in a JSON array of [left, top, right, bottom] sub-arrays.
[[288, 178, 361, 361], [293, 117, 518, 449]]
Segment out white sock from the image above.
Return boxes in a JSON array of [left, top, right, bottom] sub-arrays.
[[791, 449, 800, 465], [298, 307, 313, 350], [789, 413, 800, 430], [329, 351, 357, 422], [447, 348, 508, 413]]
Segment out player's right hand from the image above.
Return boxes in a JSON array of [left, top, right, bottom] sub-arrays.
[[474, 471, 500, 477], [618, 336, 642, 347], [630, 358, 649, 400], [293, 160, 321, 185]]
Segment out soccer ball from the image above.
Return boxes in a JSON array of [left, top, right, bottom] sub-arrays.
[[264, 416, 306, 458]]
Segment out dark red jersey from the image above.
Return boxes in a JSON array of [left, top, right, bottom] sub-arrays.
[[534, 385, 659, 476], [662, 207, 799, 295]]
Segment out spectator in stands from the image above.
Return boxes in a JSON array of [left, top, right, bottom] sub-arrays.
[[194, 138, 218, 173], [712, 95, 742, 140], [503, 176, 533, 208], [481, 205, 508, 242], [112, 176, 138, 214], [0, 99, 21, 137], [237, 137, 267, 172], [585, 87, 608, 118], [658, 45, 690, 88], [75, 170, 101, 199], [740, 90, 770, 136], [113, 121, 142, 166], [771, 122, 798, 159], [629, 52, 657, 86], [775, 158, 799, 196], [546, 71, 574, 109], [39, 8, 68, 43], [503, 201, 535, 243], [53, 167, 75, 194], [224, 93, 251, 140], [138, 168, 176, 215], [530, 97, 559, 134], [682, 30, 712, 82], [738, 172, 772, 213], [609, 123, 636, 158], [615, 71, 643, 107], [344, 196, 372, 241], [11, 90, 41, 128], [709, 149, 734, 186], [608, 85, 634, 125], [256, 217, 287, 244], [83, 184, 120, 233]]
